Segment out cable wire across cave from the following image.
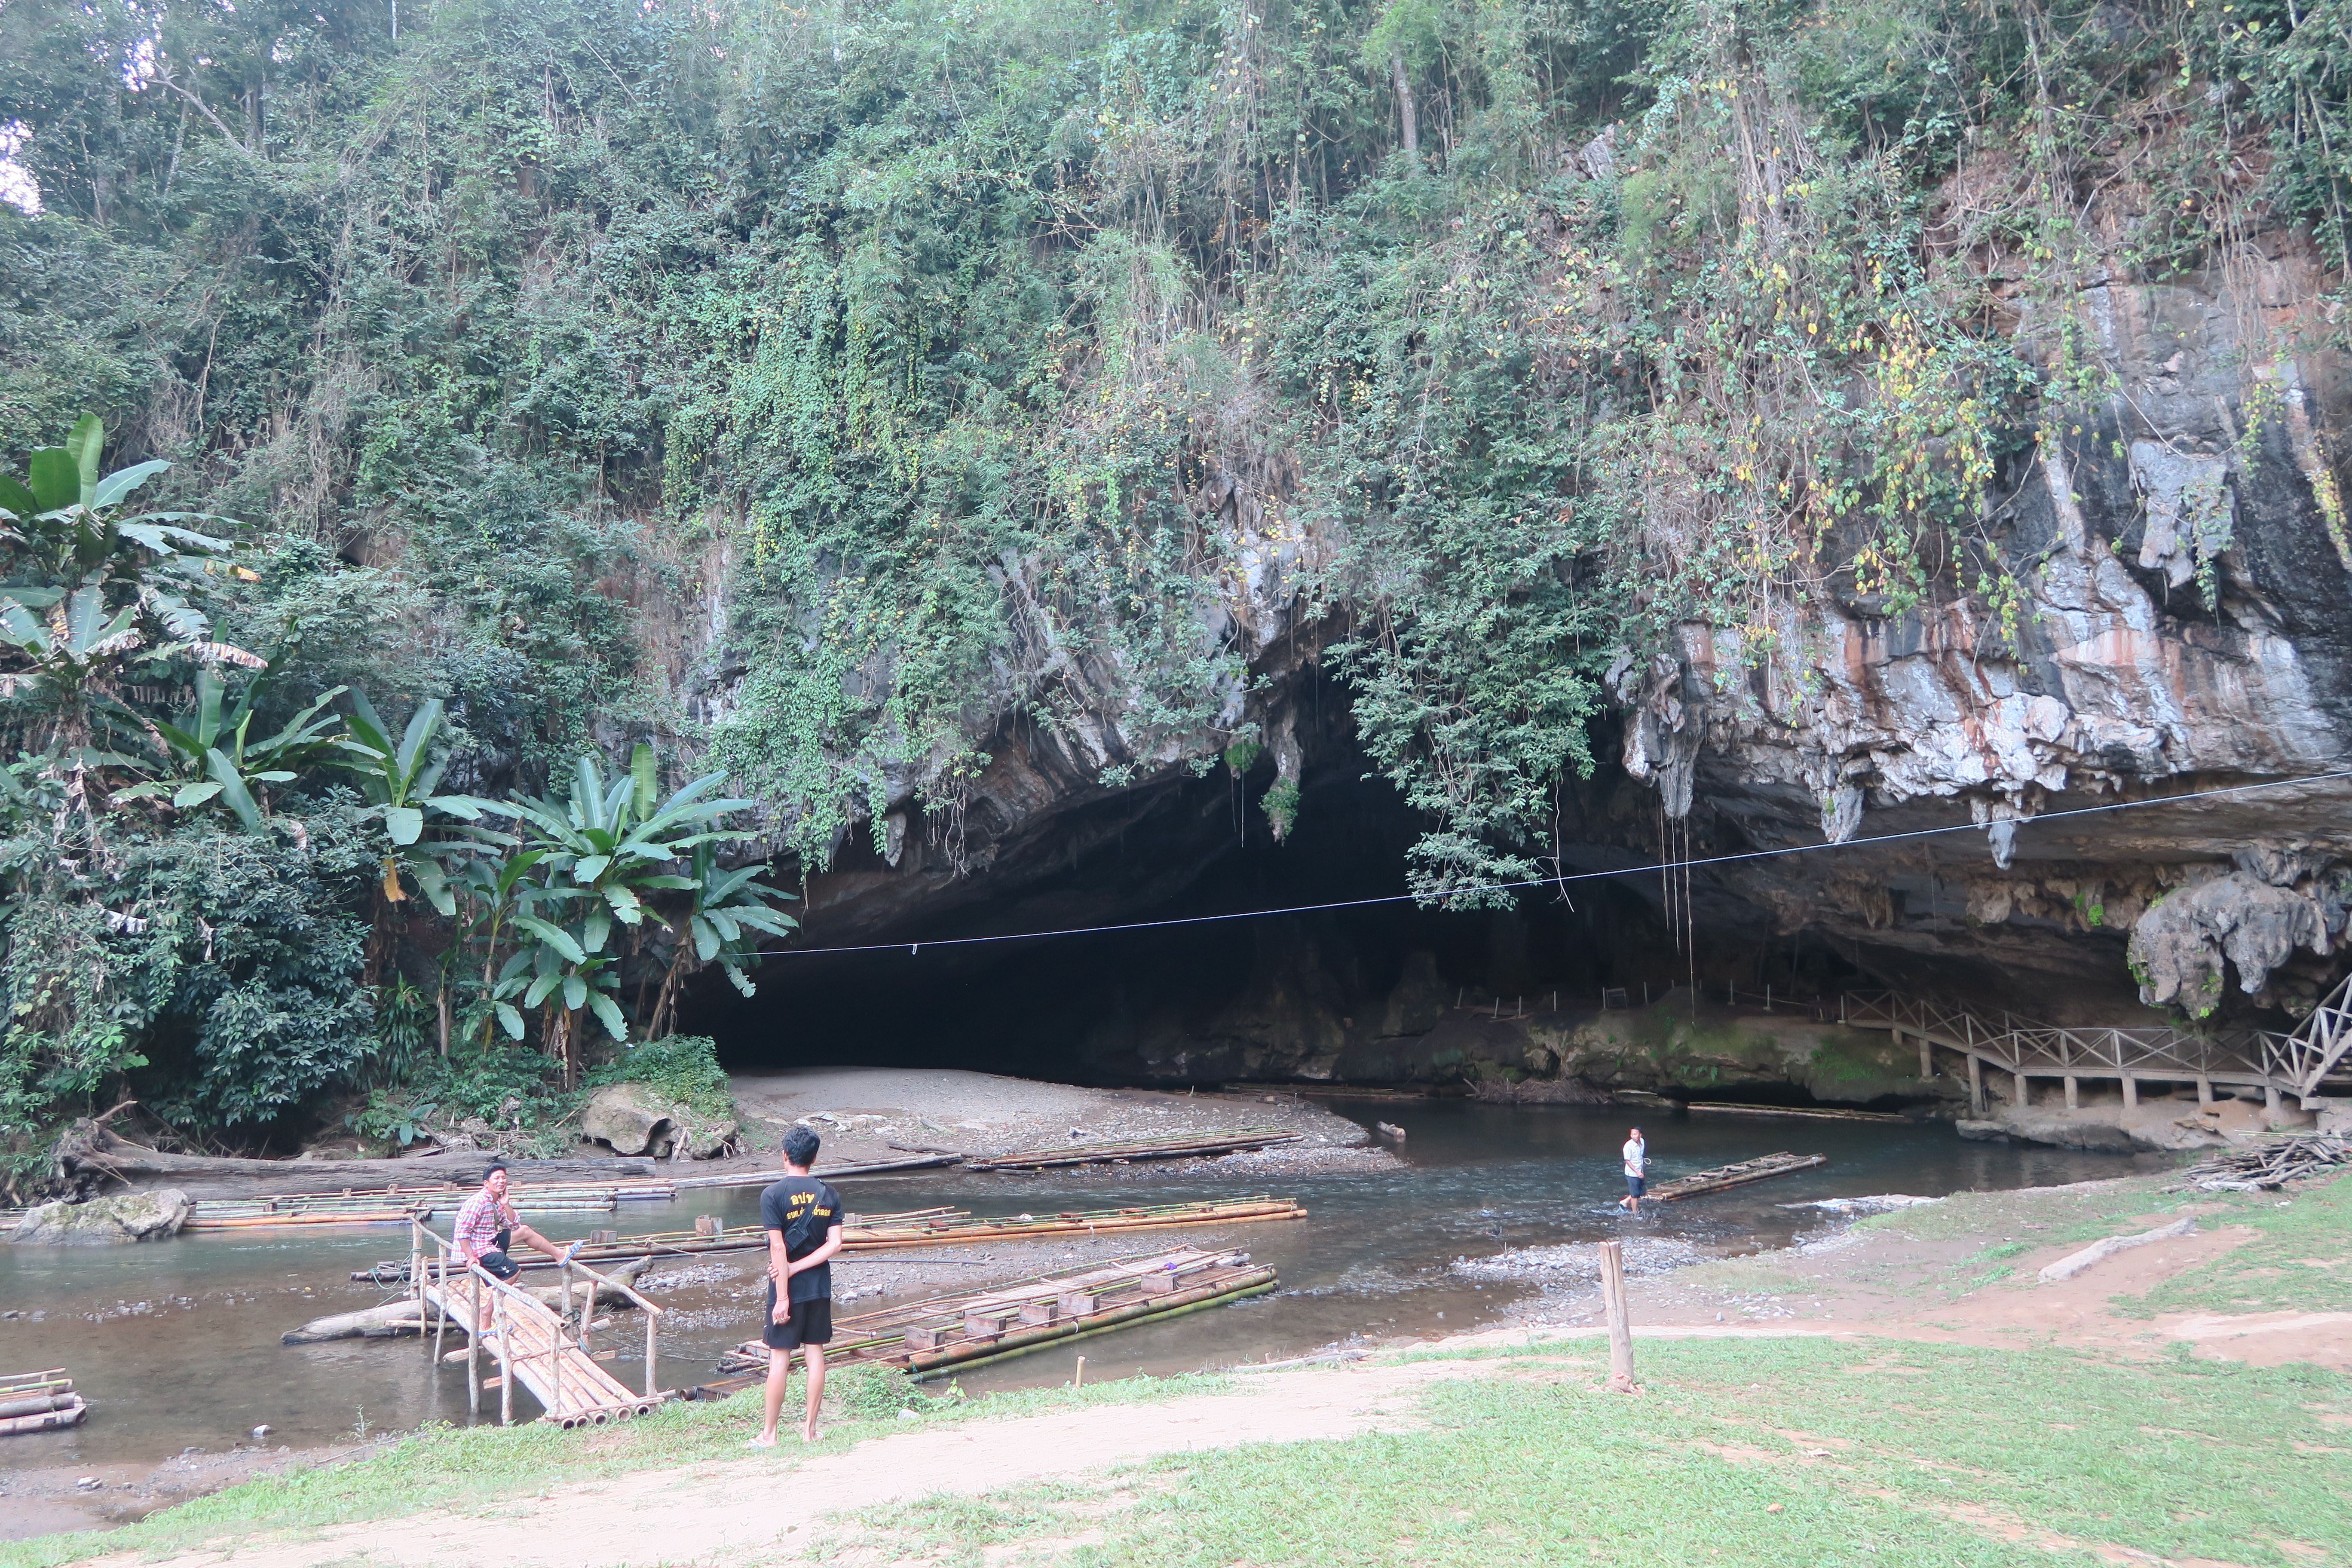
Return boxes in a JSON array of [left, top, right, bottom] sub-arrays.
[[751, 767, 2352, 961]]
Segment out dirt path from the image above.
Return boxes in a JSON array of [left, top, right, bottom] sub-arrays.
[[83, 1359, 1517, 1568]]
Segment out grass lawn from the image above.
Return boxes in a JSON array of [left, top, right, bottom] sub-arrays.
[[0, 1367, 1222, 1568], [2118, 1173, 2352, 1318], [833, 1337, 2351, 1568]]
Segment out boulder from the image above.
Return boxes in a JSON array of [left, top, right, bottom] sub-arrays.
[[582, 1084, 738, 1159], [12, 1188, 191, 1244], [583, 1083, 674, 1155]]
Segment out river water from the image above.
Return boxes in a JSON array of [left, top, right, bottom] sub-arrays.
[[0, 1100, 2148, 1471]]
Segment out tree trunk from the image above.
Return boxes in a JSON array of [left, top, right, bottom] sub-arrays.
[[1391, 54, 1418, 156]]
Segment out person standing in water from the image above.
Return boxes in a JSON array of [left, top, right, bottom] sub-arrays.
[[752, 1126, 844, 1447], [1618, 1126, 1648, 1215]]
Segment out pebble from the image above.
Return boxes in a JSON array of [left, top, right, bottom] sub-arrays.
[[76, 1477, 99, 1490]]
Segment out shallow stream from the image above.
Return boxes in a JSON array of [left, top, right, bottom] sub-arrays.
[[0, 1100, 2148, 1472]]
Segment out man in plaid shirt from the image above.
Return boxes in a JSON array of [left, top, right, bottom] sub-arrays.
[[452, 1161, 567, 1281]]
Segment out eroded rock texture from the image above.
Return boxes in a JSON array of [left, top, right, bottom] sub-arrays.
[[1600, 243, 2352, 1023], [704, 242, 2352, 1051]]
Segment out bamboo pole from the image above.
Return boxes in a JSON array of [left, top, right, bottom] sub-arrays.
[[432, 1240, 448, 1364], [466, 1272, 481, 1417], [552, 1261, 569, 1418], [497, 1291, 513, 1426], [411, 1221, 427, 1360], [1599, 1240, 1636, 1394], [644, 1302, 658, 1400]]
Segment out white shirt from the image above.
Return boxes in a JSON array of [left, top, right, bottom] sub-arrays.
[[1623, 1138, 1646, 1179]]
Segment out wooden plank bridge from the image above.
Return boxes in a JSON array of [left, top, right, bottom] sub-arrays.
[[408, 1220, 674, 1428], [1840, 980, 2352, 1116]]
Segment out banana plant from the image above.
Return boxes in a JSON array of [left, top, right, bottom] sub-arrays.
[[110, 667, 352, 831], [643, 840, 797, 1038], [478, 746, 760, 1081], [486, 744, 753, 941], [337, 691, 501, 904], [0, 415, 260, 750]]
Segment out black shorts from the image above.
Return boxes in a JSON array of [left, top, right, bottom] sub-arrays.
[[477, 1230, 521, 1279], [763, 1287, 833, 1350], [1626, 1176, 1646, 1197]]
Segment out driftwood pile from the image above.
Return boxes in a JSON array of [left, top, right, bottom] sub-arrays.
[[0, 1369, 85, 1435], [2167, 1134, 2352, 1192]]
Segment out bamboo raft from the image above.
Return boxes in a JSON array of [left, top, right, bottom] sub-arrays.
[[0, 1370, 86, 1436], [669, 1153, 962, 1188], [184, 1178, 678, 1231], [716, 1246, 1277, 1380], [1683, 1103, 1911, 1124], [966, 1127, 1304, 1171], [126, 1156, 964, 1237], [347, 1196, 1307, 1281], [1647, 1152, 1827, 1202]]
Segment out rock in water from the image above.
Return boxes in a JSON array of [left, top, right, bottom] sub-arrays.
[[581, 1083, 737, 1158], [11, 1188, 192, 1244]]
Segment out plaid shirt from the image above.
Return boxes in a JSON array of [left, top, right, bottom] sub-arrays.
[[452, 1186, 518, 1262]]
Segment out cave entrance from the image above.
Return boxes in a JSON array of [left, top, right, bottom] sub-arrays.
[[681, 752, 1853, 1086]]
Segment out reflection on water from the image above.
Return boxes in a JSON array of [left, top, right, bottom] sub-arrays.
[[0, 1101, 2147, 1465]]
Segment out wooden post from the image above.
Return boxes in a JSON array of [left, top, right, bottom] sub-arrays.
[[2014, 1069, 2030, 1109], [2264, 1083, 2282, 1123], [552, 1263, 568, 1418], [1967, 1054, 1984, 1115], [410, 1222, 426, 1356], [2122, 1074, 2138, 1109], [1074, 1355, 1086, 1387], [467, 1273, 481, 1417], [644, 1304, 658, 1400], [497, 1292, 513, 1426], [432, 1243, 448, 1365], [2197, 1075, 2214, 1110], [1765, 984, 1773, 1012], [1598, 1240, 1636, 1394], [2064, 1076, 2079, 1110]]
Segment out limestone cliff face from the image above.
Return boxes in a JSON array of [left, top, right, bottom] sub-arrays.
[[1608, 239, 2352, 1023], [697, 233, 2352, 1042]]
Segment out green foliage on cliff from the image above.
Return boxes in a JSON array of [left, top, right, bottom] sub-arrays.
[[2, 0, 2346, 1143]]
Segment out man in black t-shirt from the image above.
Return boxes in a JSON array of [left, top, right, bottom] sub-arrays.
[[751, 1125, 845, 1446]]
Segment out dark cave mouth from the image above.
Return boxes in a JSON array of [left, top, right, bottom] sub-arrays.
[[679, 756, 1880, 1089]]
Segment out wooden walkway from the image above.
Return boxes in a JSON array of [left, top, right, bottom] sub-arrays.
[[1841, 990, 2352, 1115], [410, 1222, 672, 1428]]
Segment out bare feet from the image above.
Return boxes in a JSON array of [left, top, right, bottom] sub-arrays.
[[801, 1421, 820, 1443]]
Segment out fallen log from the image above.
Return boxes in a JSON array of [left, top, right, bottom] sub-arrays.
[[52, 1123, 662, 1194], [0, 1391, 82, 1420], [2037, 1216, 2198, 1282], [284, 1257, 652, 1343]]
